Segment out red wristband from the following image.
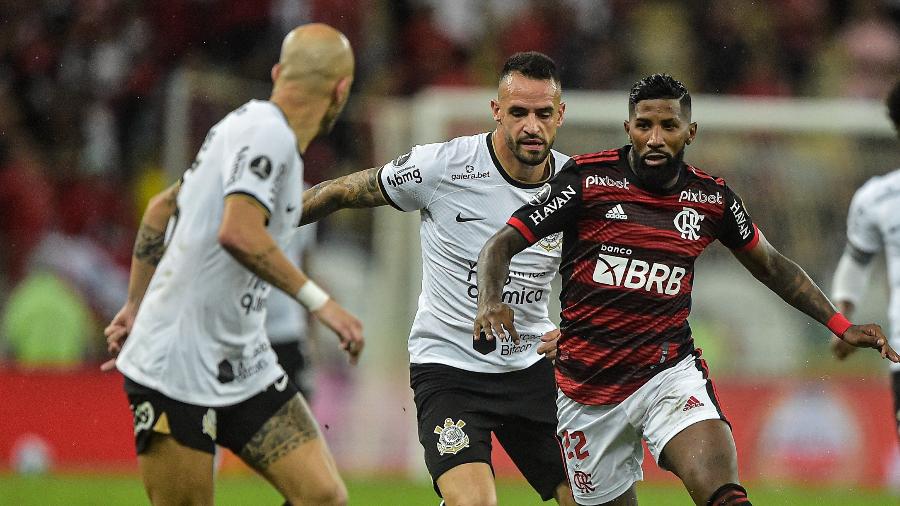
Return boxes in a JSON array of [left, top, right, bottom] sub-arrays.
[[826, 313, 853, 338]]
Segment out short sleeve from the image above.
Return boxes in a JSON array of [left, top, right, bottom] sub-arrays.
[[377, 143, 447, 211], [507, 161, 582, 244], [718, 184, 760, 251], [223, 120, 295, 215], [846, 183, 883, 254]]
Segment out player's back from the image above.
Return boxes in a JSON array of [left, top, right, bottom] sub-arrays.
[[117, 100, 302, 406]]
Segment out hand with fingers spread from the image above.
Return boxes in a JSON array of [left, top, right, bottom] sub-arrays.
[[101, 303, 138, 371], [839, 323, 900, 362], [473, 301, 519, 345], [312, 299, 364, 364], [537, 328, 560, 362]]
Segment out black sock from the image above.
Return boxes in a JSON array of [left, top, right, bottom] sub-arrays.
[[707, 483, 751, 505]]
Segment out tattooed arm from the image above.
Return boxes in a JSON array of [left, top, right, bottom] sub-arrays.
[[219, 195, 364, 362], [300, 167, 387, 225], [731, 230, 898, 361], [102, 181, 181, 367]]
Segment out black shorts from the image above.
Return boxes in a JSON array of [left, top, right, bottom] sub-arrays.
[[410, 359, 566, 501], [124, 375, 298, 455], [271, 341, 313, 399]]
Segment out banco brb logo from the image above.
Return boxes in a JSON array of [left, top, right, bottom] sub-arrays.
[[593, 253, 686, 295], [674, 207, 704, 240]]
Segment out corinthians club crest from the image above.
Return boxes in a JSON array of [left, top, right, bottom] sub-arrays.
[[538, 232, 562, 252], [434, 418, 469, 455]]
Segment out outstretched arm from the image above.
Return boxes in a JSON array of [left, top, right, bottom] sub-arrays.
[[731, 230, 898, 362], [829, 243, 877, 359], [301, 167, 387, 225], [473, 225, 531, 344]]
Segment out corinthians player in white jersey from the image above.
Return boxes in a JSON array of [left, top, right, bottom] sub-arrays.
[[831, 79, 900, 446], [300, 52, 576, 506], [102, 24, 362, 506]]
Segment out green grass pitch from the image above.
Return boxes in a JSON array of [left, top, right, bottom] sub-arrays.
[[0, 473, 896, 505]]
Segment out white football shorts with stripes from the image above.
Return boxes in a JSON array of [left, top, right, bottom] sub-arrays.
[[556, 353, 727, 505]]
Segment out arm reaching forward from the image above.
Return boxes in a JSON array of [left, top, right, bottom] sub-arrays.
[[731, 230, 898, 362], [473, 225, 531, 345], [300, 167, 387, 225]]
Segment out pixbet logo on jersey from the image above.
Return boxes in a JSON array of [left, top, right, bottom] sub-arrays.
[[584, 174, 629, 189], [678, 189, 722, 204], [592, 245, 686, 295]]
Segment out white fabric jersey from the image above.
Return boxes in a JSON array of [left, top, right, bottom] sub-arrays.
[[265, 223, 316, 344], [844, 168, 900, 371], [378, 132, 570, 373], [117, 100, 303, 406]]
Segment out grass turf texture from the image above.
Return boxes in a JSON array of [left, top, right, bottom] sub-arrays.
[[0, 474, 896, 505]]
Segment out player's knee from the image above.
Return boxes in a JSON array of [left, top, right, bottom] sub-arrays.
[[706, 483, 751, 506], [440, 488, 497, 506], [285, 480, 347, 506]]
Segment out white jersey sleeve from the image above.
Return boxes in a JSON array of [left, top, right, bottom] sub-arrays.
[[223, 117, 296, 214], [845, 180, 884, 255], [377, 143, 448, 211]]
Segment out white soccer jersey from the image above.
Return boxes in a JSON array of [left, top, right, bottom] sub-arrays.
[[265, 223, 316, 344], [378, 132, 570, 373], [117, 100, 303, 406], [845, 168, 900, 371]]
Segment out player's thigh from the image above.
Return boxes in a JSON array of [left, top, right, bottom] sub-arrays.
[[244, 394, 346, 505], [436, 462, 497, 506], [556, 391, 643, 506], [125, 379, 216, 505], [138, 434, 214, 506], [221, 378, 346, 505], [494, 403, 567, 501], [413, 386, 495, 497], [646, 356, 737, 502]]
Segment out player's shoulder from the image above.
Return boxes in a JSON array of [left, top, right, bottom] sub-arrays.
[[228, 100, 293, 136], [854, 168, 900, 201], [684, 164, 727, 188], [571, 148, 622, 168]]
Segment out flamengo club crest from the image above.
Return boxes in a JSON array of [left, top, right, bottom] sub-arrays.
[[572, 470, 595, 494], [434, 418, 469, 455], [673, 207, 704, 240]]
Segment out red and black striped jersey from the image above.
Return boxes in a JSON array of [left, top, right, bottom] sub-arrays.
[[507, 146, 759, 405]]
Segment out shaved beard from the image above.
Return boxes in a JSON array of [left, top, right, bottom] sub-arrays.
[[630, 148, 685, 192]]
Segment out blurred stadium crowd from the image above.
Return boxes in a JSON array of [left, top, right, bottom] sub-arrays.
[[0, 0, 898, 366]]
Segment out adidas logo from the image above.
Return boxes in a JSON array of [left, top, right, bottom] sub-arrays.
[[605, 204, 627, 220], [682, 396, 704, 412]]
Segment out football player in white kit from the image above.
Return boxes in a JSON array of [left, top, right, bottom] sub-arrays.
[[103, 24, 362, 506], [300, 52, 576, 505], [831, 79, 900, 444]]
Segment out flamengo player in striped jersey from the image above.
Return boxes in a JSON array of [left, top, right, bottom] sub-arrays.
[[299, 52, 576, 505], [475, 74, 900, 506], [102, 25, 362, 506], [830, 79, 900, 445]]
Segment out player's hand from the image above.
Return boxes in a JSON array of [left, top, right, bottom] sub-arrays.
[[101, 303, 137, 372], [474, 301, 518, 344], [829, 336, 858, 360], [313, 299, 364, 365], [537, 329, 560, 362], [840, 324, 900, 363]]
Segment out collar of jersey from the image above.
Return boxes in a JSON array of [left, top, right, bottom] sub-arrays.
[[485, 132, 556, 189]]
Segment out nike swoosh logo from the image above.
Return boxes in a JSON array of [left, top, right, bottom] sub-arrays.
[[456, 213, 485, 223], [274, 375, 289, 392], [286, 205, 296, 213]]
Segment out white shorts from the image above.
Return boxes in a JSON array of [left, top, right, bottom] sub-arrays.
[[556, 353, 727, 505]]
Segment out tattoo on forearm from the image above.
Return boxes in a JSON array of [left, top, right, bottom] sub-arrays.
[[766, 254, 835, 324], [301, 168, 386, 225], [133, 224, 166, 266], [239, 394, 319, 469]]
